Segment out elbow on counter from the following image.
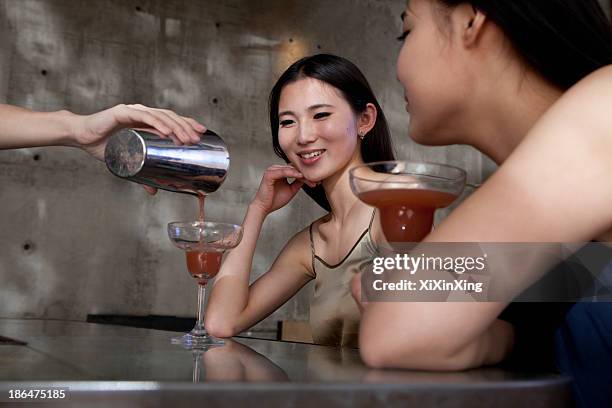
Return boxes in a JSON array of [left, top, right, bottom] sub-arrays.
[[204, 316, 237, 339], [358, 325, 483, 372]]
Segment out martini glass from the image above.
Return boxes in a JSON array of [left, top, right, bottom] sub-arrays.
[[349, 161, 466, 243], [168, 221, 243, 349]]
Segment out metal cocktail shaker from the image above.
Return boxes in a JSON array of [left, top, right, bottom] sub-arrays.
[[104, 129, 229, 195]]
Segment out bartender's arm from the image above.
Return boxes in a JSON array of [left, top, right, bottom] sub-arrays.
[[0, 103, 205, 160]]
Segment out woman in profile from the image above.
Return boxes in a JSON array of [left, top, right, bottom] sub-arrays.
[[356, 1, 612, 406]]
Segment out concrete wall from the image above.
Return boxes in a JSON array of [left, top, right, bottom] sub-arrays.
[[0, 0, 492, 334]]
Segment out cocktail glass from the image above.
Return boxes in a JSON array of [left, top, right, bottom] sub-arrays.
[[167, 221, 243, 349], [349, 161, 466, 243]]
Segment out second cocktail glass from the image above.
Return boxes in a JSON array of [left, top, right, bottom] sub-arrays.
[[168, 221, 243, 349], [350, 161, 466, 243]]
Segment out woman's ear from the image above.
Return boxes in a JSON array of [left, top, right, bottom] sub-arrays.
[[454, 4, 487, 48], [358, 103, 378, 137]]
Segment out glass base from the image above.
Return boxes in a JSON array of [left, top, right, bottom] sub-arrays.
[[171, 332, 224, 350]]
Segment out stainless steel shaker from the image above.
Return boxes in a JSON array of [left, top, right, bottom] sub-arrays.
[[104, 129, 229, 195]]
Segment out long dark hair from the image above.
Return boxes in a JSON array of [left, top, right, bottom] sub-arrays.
[[269, 54, 395, 211], [437, 0, 612, 90]]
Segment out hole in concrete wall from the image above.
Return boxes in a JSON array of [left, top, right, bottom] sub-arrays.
[[317, 44, 321, 50], [135, 6, 142, 12], [41, 69, 47, 76], [212, 98, 218, 104], [23, 241, 33, 252], [215, 22, 221, 28], [33, 154, 40, 161], [289, 38, 293, 43]]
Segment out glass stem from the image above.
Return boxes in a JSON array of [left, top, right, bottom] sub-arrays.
[[192, 283, 207, 336], [192, 351, 202, 383]]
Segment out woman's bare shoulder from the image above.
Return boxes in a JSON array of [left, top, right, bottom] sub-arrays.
[[524, 64, 612, 152], [574, 64, 612, 88], [546, 65, 612, 126], [274, 218, 327, 278]]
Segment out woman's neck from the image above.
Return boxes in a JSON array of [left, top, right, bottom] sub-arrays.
[[463, 66, 564, 165], [321, 150, 365, 223]]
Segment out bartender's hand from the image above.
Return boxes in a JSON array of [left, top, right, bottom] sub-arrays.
[[72, 104, 206, 195], [0, 103, 204, 195], [251, 165, 316, 215], [71, 103, 206, 161]]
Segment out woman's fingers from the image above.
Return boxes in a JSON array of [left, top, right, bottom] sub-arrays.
[[264, 166, 304, 181], [289, 179, 304, 194], [267, 164, 297, 171], [299, 178, 317, 188], [264, 165, 317, 187], [260, 165, 316, 199]]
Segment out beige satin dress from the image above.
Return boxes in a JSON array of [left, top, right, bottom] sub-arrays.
[[308, 210, 376, 348]]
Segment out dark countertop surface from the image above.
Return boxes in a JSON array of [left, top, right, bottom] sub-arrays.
[[0, 318, 572, 407]]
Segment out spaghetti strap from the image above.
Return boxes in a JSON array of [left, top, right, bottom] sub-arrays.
[[368, 208, 376, 230], [310, 210, 375, 269], [366, 208, 377, 248], [309, 222, 317, 277]]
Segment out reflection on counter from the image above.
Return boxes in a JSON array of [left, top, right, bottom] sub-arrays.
[[192, 340, 288, 382]]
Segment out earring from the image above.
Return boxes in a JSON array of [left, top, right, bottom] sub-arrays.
[[359, 131, 365, 140]]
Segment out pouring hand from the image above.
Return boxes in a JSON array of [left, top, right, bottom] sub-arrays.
[[251, 165, 316, 215], [70, 103, 206, 162]]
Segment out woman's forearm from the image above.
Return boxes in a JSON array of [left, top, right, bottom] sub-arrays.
[[0, 104, 78, 149], [359, 302, 513, 371], [447, 318, 515, 369], [205, 203, 268, 337]]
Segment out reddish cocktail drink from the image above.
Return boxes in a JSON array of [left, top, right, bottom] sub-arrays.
[[350, 161, 466, 244], [186, 251, 223, 285], [168, 220, 243, 349], [358, 188, 457, 242]]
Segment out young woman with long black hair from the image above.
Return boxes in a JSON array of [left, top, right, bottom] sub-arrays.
[[206, 54, 394, 348]]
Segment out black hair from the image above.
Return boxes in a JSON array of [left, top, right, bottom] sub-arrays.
[[437, 0, 612, 90], [269, 54, 395, 211]]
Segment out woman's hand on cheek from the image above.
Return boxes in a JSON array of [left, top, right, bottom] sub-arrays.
[[251, 165, 309, 215], [284, 163, 317, 188]]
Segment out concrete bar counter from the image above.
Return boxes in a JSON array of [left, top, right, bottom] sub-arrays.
[[0, 319, 571, 407]]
